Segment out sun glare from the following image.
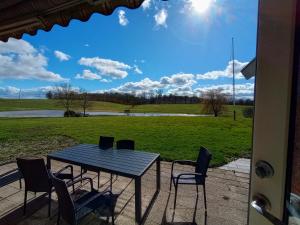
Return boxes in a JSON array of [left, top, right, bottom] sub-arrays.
[[190, 0, 213, 14]]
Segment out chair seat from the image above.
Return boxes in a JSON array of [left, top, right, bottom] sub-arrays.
[[172, 172, 205, 185], [75, 190, 118, 220]]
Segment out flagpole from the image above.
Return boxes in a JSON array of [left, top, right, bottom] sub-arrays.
[[232, 37, 236, 121]]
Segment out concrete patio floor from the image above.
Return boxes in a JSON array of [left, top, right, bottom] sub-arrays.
[[0, 160, 249, 225]]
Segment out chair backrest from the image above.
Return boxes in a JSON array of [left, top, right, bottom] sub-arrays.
[[16, 157, 51, 192], [195, 147, 212, 176], [116, 140, 135, 150], [51, 174, 76, 225], [99, 136, 114, 150]]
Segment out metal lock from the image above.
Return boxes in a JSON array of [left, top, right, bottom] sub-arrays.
[[255, 160, 274, 179]]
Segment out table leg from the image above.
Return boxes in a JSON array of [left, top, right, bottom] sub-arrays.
[[135, 177, 142, 224], [156, 158, 161, 191]]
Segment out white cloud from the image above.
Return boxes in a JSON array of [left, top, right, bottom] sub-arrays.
[[105, 73, 197, 95], [75, 69, 102, 80], [154, 9, 168, 27], [0, 86, 56, 99], [167, 86, 194, 96], [54, 50, 71, 61], [133, 65, 143, 74], [118, 10, 129, 26], [0, 38, 35, 55], [195, 83, 254, 98], [84, 44, 90, 47], [196, 60, 248, 80], [142, 0, 152, 10], [0, 38, 66, 82], [78, 57, 132, 79], [100, 79, 111, 83], [109, 78, 162, 95], [160, 73, 196, 87], [98, 71, 254, 98]]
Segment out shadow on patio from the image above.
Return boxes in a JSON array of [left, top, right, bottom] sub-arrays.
[[0, 160, 249, 225]]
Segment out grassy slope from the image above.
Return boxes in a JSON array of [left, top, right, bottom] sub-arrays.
[[0, 116, 252, 166], [0, 99, 249, 116], [0, 99, 126, 112]]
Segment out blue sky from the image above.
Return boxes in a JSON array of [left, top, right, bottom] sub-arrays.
[[0, 0, 258, 99]]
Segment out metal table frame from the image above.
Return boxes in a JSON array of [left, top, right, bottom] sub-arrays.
[[47, 144, 160, 224]]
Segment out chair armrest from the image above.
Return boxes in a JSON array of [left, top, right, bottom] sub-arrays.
[[69, 177, 94, 191], [175, 172, 205, 184], [55, 165, 74, 177], [176, 172, 204, 178], [75, 190, 114, 212], [171, 160, 197, 175]]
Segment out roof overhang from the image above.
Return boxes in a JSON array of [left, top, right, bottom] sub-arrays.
[[0, 0, 144, 42]]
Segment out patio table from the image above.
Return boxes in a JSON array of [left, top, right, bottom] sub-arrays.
[[47, 144, 160, 224]]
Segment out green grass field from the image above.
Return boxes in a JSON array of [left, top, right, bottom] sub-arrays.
[[0, 99, 248, 117], [0, 116, 252, 166]]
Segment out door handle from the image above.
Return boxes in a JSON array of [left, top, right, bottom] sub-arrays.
[[251, 194, 285, 225]]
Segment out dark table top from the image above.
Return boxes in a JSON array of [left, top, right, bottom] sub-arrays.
[[47, 144, 160, 178]]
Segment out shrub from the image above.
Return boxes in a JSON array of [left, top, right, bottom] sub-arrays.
[[242, 107, 254, 118], [64, 110, 77, 117]]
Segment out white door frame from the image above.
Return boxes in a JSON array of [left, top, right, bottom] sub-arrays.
[[248, 0, 297, 224]]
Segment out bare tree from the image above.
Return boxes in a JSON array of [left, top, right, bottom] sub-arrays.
[[55, 83, 76, 115], [202, 88, 228, 117], [45, 91, 53, 99], [156, 89, 163, 104], [79, 89, 91, 116]]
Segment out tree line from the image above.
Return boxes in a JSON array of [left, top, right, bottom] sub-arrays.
[[46, 85, 253, 106], [46, 84, 253, 117]]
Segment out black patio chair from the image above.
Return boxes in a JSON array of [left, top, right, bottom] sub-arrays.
[[170, 147, 212, 212], [116, 140, 135, 150], [16, 157, 74, 217], [51, 174, 118, 225], [81, 136, 114, 188], [109, 140, 135, 188], [99, 136, 114, 150]]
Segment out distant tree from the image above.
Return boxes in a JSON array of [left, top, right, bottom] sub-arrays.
[[156, 89, 163, 104], [202, 88, 228, 117], [79, 89, 91, 116], [55, 83, 76, 115], [45, 91, 53, 99]]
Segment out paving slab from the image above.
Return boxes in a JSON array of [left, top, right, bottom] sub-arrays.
[[219, 158, 251, 174], [0, 160, 250, 225]]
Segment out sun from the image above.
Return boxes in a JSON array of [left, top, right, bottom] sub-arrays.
[[190, 0, 213, 14]]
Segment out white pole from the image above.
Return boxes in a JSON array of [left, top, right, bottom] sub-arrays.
[[232, 37, 236, 121]]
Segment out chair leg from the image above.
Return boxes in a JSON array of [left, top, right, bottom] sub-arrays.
[[57, 211, 60, 225], [23, 190, 27, 215], [203, 184, 207, 212], [48, 190, 52, 217], [169, 175, 172, 191], [110, 173, 113, 191], [19, 179, 22, 189], [98, 171, 100, 189], [72, 177, 75, 193], [196, 185, 199, 196], [174, 184, 178, 209], [111, 203, 115, 225], [112, 214, 115, 225], [80, 167, 83, 184]]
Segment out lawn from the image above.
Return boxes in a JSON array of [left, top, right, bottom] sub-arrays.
[[0, 116, 252, 167], [0, 99, 249, 117]]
